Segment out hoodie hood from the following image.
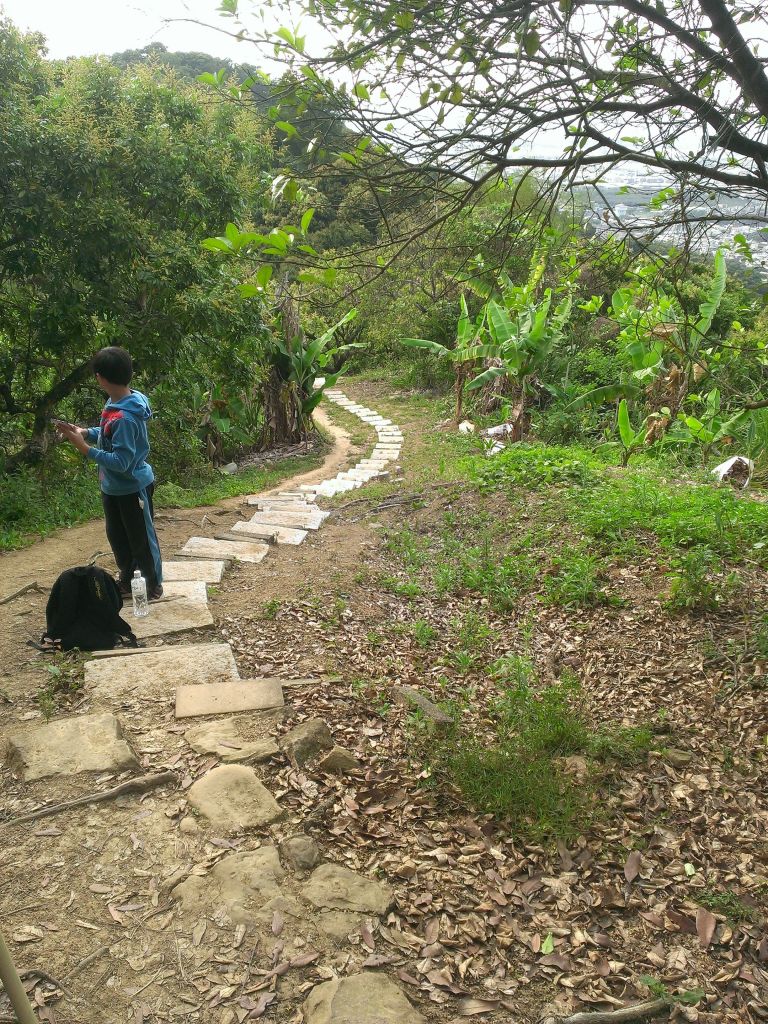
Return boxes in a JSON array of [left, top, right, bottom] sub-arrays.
[[109, 389, 152, 421]]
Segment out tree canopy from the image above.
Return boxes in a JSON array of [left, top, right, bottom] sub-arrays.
[[217, 0, 768, 248]]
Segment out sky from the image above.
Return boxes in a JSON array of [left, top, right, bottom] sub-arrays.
[[0, 0, 265, 62]]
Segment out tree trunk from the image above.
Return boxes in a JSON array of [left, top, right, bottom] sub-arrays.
[[260, 367, 303, 449], [4, 360, 93, 471]]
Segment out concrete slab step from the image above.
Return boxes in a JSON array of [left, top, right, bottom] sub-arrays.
[[163, 559, 228, 583], [175, 677, 286, 718], [179, 537, 270, 563], [227, 522, 309, 545], [85, 643, 239, 700], [248, 509, 328, 530]]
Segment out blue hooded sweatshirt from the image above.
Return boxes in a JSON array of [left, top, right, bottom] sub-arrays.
[[85, 390, 155, 496]]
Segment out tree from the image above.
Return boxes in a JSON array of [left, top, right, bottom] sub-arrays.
[[0, 21, 271, 465], [205, 1, 768, 246]]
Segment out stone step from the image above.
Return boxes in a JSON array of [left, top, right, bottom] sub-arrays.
[[6, 713, 139, 781], [161, 580, 209, 602], [246, 496, 313, 510], [85, 643, 240, 699], [179, 537, 270, 562], [247, 509, 328, 530], [215, 525, 278, 544], [130, 589, 211, 634], [229, 521, 308, 545], [175, 677, 286, 718], [163, 559, 228, 583]]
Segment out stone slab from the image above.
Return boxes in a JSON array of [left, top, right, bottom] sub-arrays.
[[247, 509, 328, 531], [84, 643, 239, 699], [230, 521, 308, 546], [392, 685, 452, 728], [179, 537, 270, 563], [159, 581, 209, 602], [6, 712, 138, 781], [131, 596, 214, 640], [215, 525, 278, 544], [187, 765, 283, 829], [175, 677, 285, 718], [162, 560, 227, 583], [303, 974, 425, 1024], [184, 719, 278, 763]]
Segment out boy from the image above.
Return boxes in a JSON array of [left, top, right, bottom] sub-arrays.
[[56, 347, 163, 599]]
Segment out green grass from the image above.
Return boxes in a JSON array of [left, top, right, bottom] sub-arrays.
[[1, 448, 325, 551], [428, 669, 654, 840]]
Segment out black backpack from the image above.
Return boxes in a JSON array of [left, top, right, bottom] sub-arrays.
[[41, 566, 138, 652]]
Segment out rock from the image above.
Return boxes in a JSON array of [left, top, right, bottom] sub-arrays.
[[316, 745, 360, 775], [220, 462, 238, 475], [175, 678, 284, 719], [392, 686, 452, 729], [5, 713, 138, 781], [173, 847, 289, 925], [665, 748, 694, 768], [179, 816, 199, 834], [280, 719, 334, 766], [302, 863, 393, 915], [187, 765, 283, 830], [280, 834, 321, 872], [303, 973, 425, 1024], [184, 720, 278, 763]]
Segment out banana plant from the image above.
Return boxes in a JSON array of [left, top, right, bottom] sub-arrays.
[[461, 286, 573, 440], [672, 388, 748, 461], [616, 398, 649, 466], [402, 294, 483, 423], [272, 309, 361, 430]]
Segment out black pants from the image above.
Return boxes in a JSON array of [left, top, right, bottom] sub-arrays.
[[101, 485, 160, 589]]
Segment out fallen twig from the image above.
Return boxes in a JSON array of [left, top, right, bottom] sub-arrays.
[[0, 771, 177, 829], [63, 938, 126, 982], [87, 551, 108, 566], [542, 998, 670, 1024], [0, 582, 47, 605]]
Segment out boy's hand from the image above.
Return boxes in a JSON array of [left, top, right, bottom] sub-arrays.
[[56, 422, 90, 454], [54, 421, 88, 439]]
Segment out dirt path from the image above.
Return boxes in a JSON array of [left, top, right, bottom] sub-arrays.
[[0, 408, 355, 702]]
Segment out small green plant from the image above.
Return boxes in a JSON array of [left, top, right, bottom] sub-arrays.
[[37, 657, 84, 720], [697, 887, 762, 924], [412, 620, 438, 647], [366, 630, 385, 648], [380, 575, 422, 598], [262, 598, 282, 620], [638, 977, 705, 1007], [543, 546, 609, 607], [665, 548, 738, 612]]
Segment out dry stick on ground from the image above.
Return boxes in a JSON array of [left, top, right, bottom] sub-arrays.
[[64, 939, 127, 982], [0, 772, 177, 829], [542, 998, 671, 1024], [0, 582, 47, 605]]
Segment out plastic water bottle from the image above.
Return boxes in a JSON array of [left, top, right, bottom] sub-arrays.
[[131, 569, 149, 617]]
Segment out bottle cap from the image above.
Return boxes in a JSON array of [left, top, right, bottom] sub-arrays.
[[134, 569, 141, 577]]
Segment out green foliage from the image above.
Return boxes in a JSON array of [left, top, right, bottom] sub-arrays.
[[470, 443, 602, 491], [0, 28, 271, 465], [697, 887, 763, 924], [543, 545, 610, 608]]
